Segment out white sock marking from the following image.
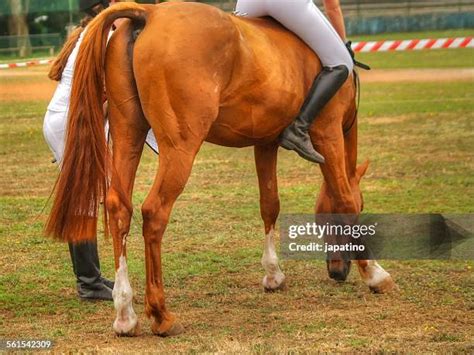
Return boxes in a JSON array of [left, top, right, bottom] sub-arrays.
[[112, 255, 138, 335], [261, 227, 285, 289], [363, 261, 390, 287]]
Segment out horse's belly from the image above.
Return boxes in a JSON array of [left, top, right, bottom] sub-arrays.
[[206, 111, 279, 147], [206, 91, 298, 147]]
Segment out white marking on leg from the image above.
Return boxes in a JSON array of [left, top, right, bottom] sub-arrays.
[[261, 227, 285, 290], [112, 254, 138, 335], [361, 260, 391, 288]]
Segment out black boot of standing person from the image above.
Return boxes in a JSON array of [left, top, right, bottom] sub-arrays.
[[69, 242, 114, 301]]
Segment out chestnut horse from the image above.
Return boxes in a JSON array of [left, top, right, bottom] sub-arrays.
[[45, 2, 395, 336]]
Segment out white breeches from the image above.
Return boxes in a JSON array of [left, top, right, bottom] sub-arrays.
[[235, 0, 353, 71], [43, 109, 159, 164]]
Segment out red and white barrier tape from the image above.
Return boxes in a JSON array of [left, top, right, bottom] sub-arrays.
[[0, 37, 472, 69], [352, 36, 473, 52], [0, 58, 53, 70]]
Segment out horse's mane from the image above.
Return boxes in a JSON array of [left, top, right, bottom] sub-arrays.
[[48, 16, 92, 81]]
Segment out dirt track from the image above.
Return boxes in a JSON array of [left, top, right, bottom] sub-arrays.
[[359, 68, 474, 83]]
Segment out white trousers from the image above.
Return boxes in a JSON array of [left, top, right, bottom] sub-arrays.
[[43, 109, 158, 164], [235, 0, 353, 71]]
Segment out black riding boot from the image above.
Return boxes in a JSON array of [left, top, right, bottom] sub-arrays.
[[68, 241, 114, 301], [279, 65, 350, 163]]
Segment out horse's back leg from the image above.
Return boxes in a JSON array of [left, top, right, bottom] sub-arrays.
[[140, 145, 200, 337], [135, 69, 220, 335], [255, 143, 285, 291], [105, 22, 150, 336], [106, 100, 148, 336]]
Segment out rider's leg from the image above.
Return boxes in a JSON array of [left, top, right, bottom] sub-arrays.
[[235, 0, 353, 163], [269, 0, 353, 163], [279, 65, 349, 164], [266, 0, 353, 68], [235, 0, 267, 17]]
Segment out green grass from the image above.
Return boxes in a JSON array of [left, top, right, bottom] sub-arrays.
[[360, 81, 474, 117], [357, 48, 474, 69], [0, 61, 473, 351]]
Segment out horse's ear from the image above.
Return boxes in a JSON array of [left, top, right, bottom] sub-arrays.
[[356, 159, 370, 182]]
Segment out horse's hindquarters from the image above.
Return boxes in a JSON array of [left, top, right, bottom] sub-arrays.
[[132, 7, 324, 148]]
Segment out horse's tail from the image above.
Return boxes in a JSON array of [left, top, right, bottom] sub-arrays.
[[45, 2, 150, 243]]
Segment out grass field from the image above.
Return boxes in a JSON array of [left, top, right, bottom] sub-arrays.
[[0, 30, 473, 352]]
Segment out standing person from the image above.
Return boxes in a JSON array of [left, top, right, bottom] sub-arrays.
[[44, 0, 113, 301], [44, 0, 157, 300], [235, 0, 355, 164]]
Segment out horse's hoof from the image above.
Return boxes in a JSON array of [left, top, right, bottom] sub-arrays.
[[113, 320, 140, 337], [152, 319, 185, 337], [263, 273, 286, 292], [369, 275, 398, 294]]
